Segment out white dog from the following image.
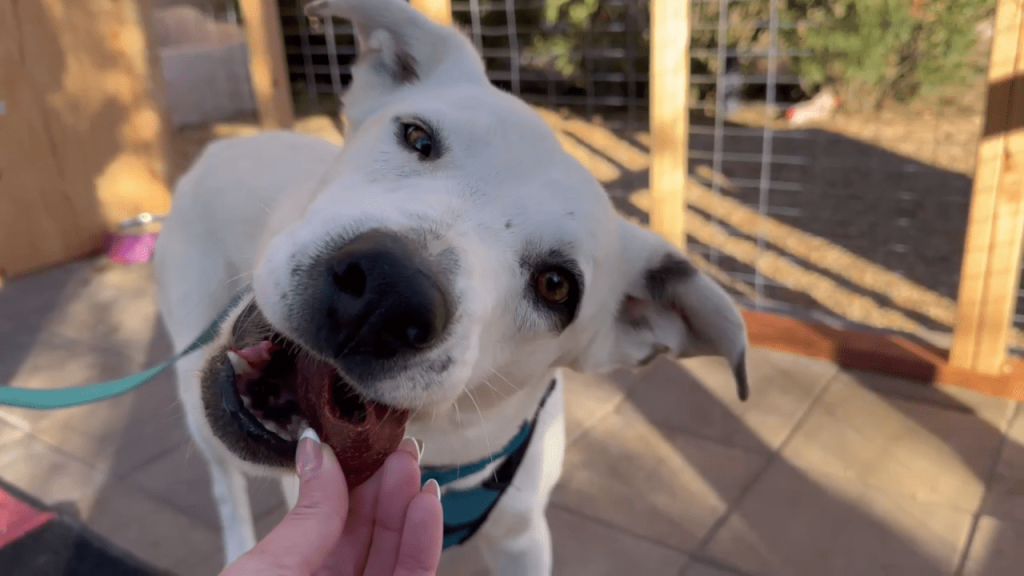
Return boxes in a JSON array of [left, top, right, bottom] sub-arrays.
[[153, 0, 750, 573]]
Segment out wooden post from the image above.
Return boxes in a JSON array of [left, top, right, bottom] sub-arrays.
[[648, 0, 690, 248], [950, 0, 1024, 376], [410, 0, 453, 25], [239, 0, 294, 129]]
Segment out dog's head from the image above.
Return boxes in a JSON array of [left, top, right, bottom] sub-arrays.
[[200, 0, 749, 470]]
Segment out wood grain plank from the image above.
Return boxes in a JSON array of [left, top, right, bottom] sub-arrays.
[[950, 0, 1024, 374], [410, 0, 452, 25], [648, 0, 690, 248], [745, 310, 1024, 401], [240, 0, 295, 129]]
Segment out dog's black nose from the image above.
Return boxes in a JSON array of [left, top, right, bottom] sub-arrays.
[[309, 231, 451, 362]]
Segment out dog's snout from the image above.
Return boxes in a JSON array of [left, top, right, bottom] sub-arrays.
[[313, 231, 451, 362]]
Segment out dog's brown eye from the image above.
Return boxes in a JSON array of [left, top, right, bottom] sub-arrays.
[[535, 270, 570, 304], [403, 124, 433, 158]]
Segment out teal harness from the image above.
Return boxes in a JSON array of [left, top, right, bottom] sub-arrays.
[[420, 378, 556, 549], [0, 288, 555, 549]]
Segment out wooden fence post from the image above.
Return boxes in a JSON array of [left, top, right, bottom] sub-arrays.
[[648, 0, 691, 249], [410, 0, 453, 25], [950, 0, 1024, 375], [239, 0, 295, 129]]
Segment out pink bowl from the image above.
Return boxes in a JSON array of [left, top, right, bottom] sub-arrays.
[[105, 230, 159, 264]]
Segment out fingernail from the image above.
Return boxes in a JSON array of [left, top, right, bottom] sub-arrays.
[[422, 478, 441, 500], [296, 428, 323, 478], [398, 436, 422, 463]]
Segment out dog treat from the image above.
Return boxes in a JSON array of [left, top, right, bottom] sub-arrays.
[[290, 357, 411, 489]]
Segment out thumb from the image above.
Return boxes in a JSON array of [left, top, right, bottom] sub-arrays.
[[221, 429, 349, 576]]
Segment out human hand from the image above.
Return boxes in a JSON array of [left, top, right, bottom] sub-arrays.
[[220, 429, 443, 576]]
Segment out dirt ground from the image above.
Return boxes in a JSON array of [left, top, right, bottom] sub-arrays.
[[167, 100, 1024, 354]]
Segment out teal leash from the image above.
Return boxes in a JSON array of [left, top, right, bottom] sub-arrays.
[[0, 289, 251, 410]]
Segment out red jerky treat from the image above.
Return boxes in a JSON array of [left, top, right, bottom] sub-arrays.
[[291, 355, 411, 489]]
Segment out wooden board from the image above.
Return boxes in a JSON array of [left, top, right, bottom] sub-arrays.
[[240, 0, 295, 129], [0, 0, 172, 280], [410, 0, 452, 25], [745, 310, 1024, 401], [648, 0, 690, 248], [950, 0, 1024, 375]]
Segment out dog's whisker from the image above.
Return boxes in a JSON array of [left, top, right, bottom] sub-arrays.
[[224, 271, 251, 285], [465, 388, 496, 483], [481, 379, 509, 400], [490, 369, 519, 392]]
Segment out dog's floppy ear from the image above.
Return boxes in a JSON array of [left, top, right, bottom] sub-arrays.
[[579, 219, 750, 401], [305, 0, 488, 131]]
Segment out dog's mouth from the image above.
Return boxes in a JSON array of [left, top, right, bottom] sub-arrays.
[[210, 301, 411, 487]]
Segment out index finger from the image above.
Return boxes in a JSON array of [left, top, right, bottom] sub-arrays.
[[221, 431, 348, 575]]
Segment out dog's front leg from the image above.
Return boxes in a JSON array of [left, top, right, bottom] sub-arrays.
[[187, 416, 257, 563], [205, 452, 258, 564], [212, 467, 257, 563], [175, 360, 258, 564], [477, 508, 554, 576], [476, 376, 566, 576]]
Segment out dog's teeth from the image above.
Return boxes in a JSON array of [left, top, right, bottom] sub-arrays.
[[285, 415, 308, 439], [240, 392, 254, 413], [226, 350, 256, 377], [262, 420, 289, 439]]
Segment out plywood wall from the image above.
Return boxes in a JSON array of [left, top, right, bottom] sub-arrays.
[[0, 0, 172, 280]]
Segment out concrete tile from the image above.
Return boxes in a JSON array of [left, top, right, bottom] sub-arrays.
[[127, 443, 285, 531], [549, 506, 689, 575], [552, 400, 767, 552], [0, 432, 107, 512], [24, 262, 160, 352], [0, 417, 28, 445], [113, 402, 194, 477], [13, 387, 191, 481], [703, 460, 973, 576], [0, 259, 92, 337], [437, 540, 489, 576], [0, 335, 145, 395], [682, 560, 747, 576], [628, 350, 837, 454], [780, 373, 1008, 512], [961, 515, 1024, 576], [171, 548, 224, 576], [983, 407, 1024, 523], [839, 368, 1014, 424], [561, 367, 637, 445], [436, 506, 690, 575], [85, 480, 222, 572]]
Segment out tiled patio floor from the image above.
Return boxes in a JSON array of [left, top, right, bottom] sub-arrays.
[[1, 258, 1022, 575]]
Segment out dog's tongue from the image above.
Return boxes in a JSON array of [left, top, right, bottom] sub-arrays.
[[289, 354, 410, 489]]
